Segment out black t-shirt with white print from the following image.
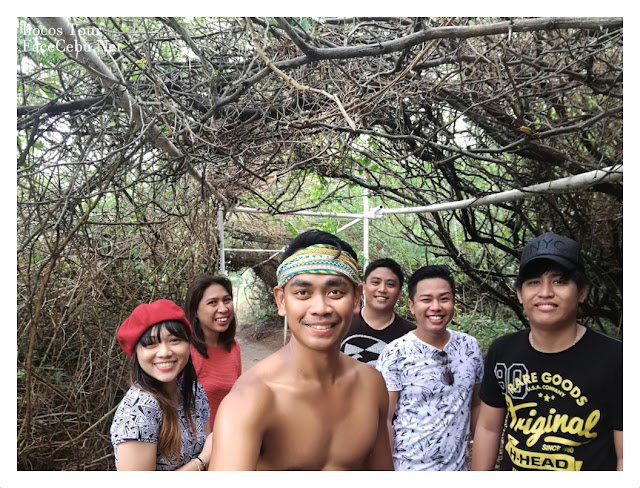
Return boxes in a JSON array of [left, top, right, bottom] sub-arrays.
[[340, 311, 415, 366]]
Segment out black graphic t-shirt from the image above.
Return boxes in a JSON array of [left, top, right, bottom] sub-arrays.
[[340, 311, 415, 366], [480, 328, 622, 471]]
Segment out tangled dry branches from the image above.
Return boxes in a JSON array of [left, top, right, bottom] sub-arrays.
[[17, 17, 622, 469]]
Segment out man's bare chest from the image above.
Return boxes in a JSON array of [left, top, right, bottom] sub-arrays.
[[257, 388, 380, 470]]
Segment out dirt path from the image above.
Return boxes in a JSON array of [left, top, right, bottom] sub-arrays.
[[236, 317, 290, 372]]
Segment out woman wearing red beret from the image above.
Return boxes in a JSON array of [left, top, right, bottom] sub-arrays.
[[184, 275, 242, 430], [110, 299, 212, 471]]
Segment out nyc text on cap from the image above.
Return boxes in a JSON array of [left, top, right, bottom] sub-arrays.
[[520, 232, 582, 273]]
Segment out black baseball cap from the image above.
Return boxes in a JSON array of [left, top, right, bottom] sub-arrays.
[[519, 232, 582, 274]]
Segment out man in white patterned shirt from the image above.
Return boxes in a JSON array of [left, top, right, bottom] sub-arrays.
[[377, 265, 483, 470]]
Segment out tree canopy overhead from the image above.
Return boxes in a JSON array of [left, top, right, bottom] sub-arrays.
[[17, 17, 622, 469]]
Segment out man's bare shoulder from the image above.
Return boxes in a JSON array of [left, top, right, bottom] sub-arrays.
[[214, 350, 287, 436], [211, 349, 293, 469], [340, 353, 387, 388], [226, 348, 288, 399]]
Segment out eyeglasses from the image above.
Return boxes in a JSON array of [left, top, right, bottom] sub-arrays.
[[433, 350, 454, 386]]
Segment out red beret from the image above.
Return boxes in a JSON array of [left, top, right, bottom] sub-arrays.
[[116, 299, 192, 357]]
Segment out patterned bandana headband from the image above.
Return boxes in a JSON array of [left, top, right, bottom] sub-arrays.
[[276, 244, 360, 288]]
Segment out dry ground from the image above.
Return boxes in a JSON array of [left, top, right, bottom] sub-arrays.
[[236, 317, 290, 372]]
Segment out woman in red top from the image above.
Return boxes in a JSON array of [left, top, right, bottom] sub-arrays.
[[185, 275, 242, 430]]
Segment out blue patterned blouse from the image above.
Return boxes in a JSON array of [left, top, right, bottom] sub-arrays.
[[110, 381, 210, 470]]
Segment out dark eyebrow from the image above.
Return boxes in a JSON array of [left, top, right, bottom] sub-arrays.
[[549, 271, 566, 277], [288, 277, 313, 288], [207, 293, 232, 301], [325, 276, 351, 287], [529, 271, 565, 280], [418, 291, 452, 298]]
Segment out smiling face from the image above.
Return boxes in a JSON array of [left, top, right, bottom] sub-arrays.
[[135, 324, 190, 387], [516, 270, 587, 331], [274, 274, 362, 352], [363, 267, 402, 314], [196, 283, 235, 343], [408, 277, 455, 343]]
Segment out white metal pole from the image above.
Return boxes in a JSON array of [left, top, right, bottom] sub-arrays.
[[336, 217, 363, 233], [233, 206, 381, 220], [380, 165, 623, 216], [224, 248, 284, 253], [284, 317, 288, 345], [363, 188, 370, 270], [218, 208, 226, 276]]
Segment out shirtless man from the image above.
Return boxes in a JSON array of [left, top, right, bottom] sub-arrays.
[[209, 230, 394, 470]]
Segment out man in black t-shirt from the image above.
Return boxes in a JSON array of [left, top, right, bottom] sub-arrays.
[[341, 258, 415, 366], [471, 232, 623, 471]]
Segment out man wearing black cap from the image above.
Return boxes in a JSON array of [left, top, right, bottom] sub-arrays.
[[471, 232, 623, 471]]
